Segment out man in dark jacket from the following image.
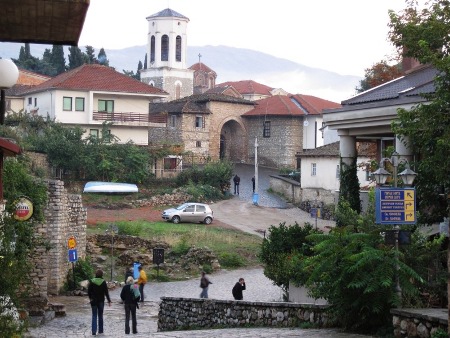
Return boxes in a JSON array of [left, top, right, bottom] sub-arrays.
[[233, 174, 240, 195], [120, 276, 141, 334], [232, 277, 246, 300], [88, 269, 112, 336]]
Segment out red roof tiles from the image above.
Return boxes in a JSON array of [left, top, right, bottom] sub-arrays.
[[242, 94, 341, 117], [22, 64, 168, 96], [217, 80, 273, 96]]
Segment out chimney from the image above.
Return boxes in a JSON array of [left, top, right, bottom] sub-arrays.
[[402, 56, 421, 73]]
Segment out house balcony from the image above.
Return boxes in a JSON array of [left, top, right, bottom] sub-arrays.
[[92, 111, 167, 125]]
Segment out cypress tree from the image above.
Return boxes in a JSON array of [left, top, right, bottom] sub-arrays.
[[68, 46, 85, 70]]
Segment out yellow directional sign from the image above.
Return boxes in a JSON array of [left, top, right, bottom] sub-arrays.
[[376, 188, 416, 224], [67, 236, 77, 249]]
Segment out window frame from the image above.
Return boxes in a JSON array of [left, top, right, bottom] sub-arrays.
[[75, 97, 85, 111], [161, 35, 169, 61], [175, 35, 182, 62], [311, 163, 317, 176], [196, 141, 201, 148], [263, 121, 271, 138], [98, 99, 114, 113], [90, 129, 99, 138], [195, 115, 204, 129], [63, 97, 72, 111]]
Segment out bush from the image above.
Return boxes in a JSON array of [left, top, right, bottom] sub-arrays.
[[65, 257, 95, 291], [171, 236, 191, 256], [117, 222, 144, 236], [182, 182, 223, 202], [218, 253, 245, 268]]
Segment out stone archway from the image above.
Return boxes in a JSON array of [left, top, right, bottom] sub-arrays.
[[220, 119, 247, 162]]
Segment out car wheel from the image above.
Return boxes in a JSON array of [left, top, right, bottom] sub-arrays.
[[203, 217, 212, 225], [172, 216, 181, 224]]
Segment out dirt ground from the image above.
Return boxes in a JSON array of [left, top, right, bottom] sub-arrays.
[[85, 204, 238, 231]]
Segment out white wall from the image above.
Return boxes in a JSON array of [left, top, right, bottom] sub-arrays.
[[301, 157, 371, 190], [303, 116, 323, 149]]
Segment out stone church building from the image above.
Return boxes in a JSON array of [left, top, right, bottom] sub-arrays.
[[141, 8, 340, 174]]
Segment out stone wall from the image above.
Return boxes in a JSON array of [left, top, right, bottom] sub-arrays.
[[269, 175, 302, 203], [391, 308, 447, 338], [158, 297, 331, 331], [42, 180, 87, 295], [245, 116, 303, 168]]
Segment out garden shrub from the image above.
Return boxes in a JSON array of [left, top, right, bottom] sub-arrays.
[[218, 252, 245, 268]]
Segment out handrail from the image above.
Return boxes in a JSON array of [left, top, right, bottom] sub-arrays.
[[92, 111, 167, 123]]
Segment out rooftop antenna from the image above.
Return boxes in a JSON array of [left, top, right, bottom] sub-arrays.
[[198, 53, 202, 70]]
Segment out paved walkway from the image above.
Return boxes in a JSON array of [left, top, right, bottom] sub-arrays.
[[24, 268, 373, 337]]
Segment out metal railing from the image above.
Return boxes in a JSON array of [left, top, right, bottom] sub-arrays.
[[93, 111, 167, 123]]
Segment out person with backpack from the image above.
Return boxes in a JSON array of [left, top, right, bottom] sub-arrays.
[[87, 269, 112, 336], [120, 276, 141, 335]]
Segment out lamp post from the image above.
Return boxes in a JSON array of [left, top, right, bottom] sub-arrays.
[[372, 152, 417, 305], [0, 59, 19, 125]]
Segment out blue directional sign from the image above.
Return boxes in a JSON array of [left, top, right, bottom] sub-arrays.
[[68, 249, 78, 262], [376, 187, 416, 224]]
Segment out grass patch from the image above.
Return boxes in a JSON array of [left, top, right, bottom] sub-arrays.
[[87, 220, 263, 267]]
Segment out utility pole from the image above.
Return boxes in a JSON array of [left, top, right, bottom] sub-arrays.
[[254, 137, 259, 205]]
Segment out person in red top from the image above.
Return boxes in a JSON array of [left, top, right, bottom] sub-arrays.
[[88, 269, 111, 336]]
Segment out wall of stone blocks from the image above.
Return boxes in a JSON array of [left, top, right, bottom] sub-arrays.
[[245, 116, 303, 168], [158, 297, 331, 331], [269, 176, 302, 203], [42, 180, 87, 296]]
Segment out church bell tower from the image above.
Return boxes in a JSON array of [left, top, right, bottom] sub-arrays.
[[140, 8, 194, 101]]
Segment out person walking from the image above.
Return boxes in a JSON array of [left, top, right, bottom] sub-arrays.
[[232, 277, 246, 300], [233, 174, 240, 195], [251, 176, 255, 193], [124, 267, 133, 283], [88, 269, 112, 336], [120, 276, 141, 335], [199, 271, 212, 298], [137, 265, 147, 302]]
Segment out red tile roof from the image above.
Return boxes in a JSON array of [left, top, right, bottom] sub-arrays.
[[217, 80, 273, 95], [242, 94, 341, 117], [189, 62, 216, 75], [17, 68, 51, 85], [22, 64, 168, 96]]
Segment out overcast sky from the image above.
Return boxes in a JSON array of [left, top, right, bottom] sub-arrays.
[[78, 0, 416, 77]]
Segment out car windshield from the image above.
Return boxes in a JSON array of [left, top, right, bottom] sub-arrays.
[[175, 203, 190, 210]]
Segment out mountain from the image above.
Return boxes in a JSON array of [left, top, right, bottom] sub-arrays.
[[0, 42, 360, 102]]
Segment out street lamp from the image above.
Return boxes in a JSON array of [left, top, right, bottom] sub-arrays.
[[0, 59, 20, 125], [372, 152, 417, 306]]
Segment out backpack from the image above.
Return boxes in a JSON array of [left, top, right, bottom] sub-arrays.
[[131, 284, 140, 300]]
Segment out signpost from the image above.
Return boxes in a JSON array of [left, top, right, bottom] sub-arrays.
[[153, 248, 164, 280], [375, 187, 416, 225], [67, 236, 78, 289], [310, 208, 321, 229]]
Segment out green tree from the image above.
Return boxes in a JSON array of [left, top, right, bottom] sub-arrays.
[[97, 48, 109, 66], [260, 222, 321, 299], [13, 43, 40, 72], [388, 0, 450, 224], [356, 60, 403, 93], [0, 155, 48, 336], [84, 45, 97, 64], [143, 53, 148, 69], [50, 45, 66, 74], [68, 46, 85, 70], [136, 60, 143, 80]]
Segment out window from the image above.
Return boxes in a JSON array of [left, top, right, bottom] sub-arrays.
[[175, 35, 182, 62], [63, 97, 72, 111], [75, 97, 85, 111], [336, 165, 340, 179], [263, 121, 271, 138], [196, 141, 201, 147], [161, 35, 169, 61], [311, 163, 317, 176], [176, 83, 181, 99], [103, 129, 111, 143], [150, 36, 155, 63], [365, 164, 371, 181], [185, 205, 195, 212], [164, 157, 178, 170], [169, 115, 176, 128], [34, 98, 37, 107], [196, 205, 206, 212], [195, 116, 204, 128], [28, 97, 32, 105], [90, 129, 99, 138], [98, 99, 114, 112]]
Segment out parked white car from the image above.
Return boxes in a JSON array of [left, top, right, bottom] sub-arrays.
[[162, 203, 214, 224]]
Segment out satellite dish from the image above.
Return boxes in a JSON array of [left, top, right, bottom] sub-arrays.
[[303, 120, 309, 127]]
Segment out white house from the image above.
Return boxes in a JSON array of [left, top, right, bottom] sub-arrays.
[[20, 64, 168, 145], [298, 142, 374, 204]]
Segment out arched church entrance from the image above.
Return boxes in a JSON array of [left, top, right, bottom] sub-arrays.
[[220, 120, 247, 162]]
